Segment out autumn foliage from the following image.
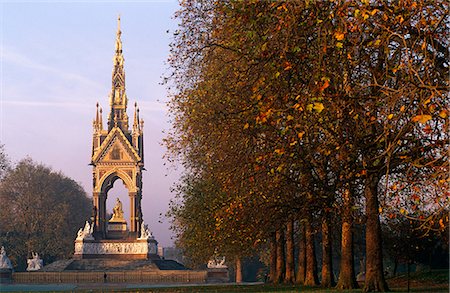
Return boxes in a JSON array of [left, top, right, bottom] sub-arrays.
[[165, 1, 448, 291]]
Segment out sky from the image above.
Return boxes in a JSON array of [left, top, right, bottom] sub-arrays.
[[1, 1, 182, 247]]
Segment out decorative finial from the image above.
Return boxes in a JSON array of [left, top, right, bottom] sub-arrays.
[[99, 107, 103, 130], [95, 102, 100, 125]]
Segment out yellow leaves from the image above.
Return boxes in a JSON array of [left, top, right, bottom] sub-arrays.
[[243, 123, 249, 129], [313, 102, 324, 113], [374, 39, 381, 46], [370, 9, 379, 16], [400, 105, 405, 112], [334, 32, 345, 41], [439, 109, 448, 119], [293, 103, 303, 112], [287, 115, 294, 121], [307, 102, 325, 113], [298, 131, 305, 139], [387, 114, 394, 120], [412, 114, 432, 124], [336, 42, 343, 49], [276, 164, 284, 172]]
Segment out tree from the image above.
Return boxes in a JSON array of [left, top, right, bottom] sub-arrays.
[[0, 144, 10, 180], [165, 1, 448, 291], [0, 158, 91, 271]]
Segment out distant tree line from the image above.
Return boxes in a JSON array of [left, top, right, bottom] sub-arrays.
[[0, 144, 92, 271], [165, 1, 448, 292]]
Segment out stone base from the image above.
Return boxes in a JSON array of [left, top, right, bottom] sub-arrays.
[[107, 221, 128, 239], [206, 268, 229, 283], [74, 238, 158, 260]]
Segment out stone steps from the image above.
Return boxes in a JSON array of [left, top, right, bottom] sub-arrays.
[[41, 260, 74, 272]]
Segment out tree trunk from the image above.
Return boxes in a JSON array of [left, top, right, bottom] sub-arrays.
[[275, 228, 285, 284], [393, 259, 398, 277], [235, 257, 242, 283], [364, 172, 389, 292], [321, 214, 335, 287], [285, 220, 295, 283], [304, 219, 319, 286], [269, 232, 277, 283], [337, 187, 358, 289], [296, 222, 306, 285]]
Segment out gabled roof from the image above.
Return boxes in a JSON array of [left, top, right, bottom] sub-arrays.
[[92, 127, 141, 164]]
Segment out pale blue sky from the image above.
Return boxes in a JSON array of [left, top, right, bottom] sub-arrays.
[[1, 1, 181, 246]]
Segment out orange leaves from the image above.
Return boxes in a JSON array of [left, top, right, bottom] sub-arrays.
[[334, 32, 345, 41], [256, 108, 273, 124], [319, 77, 330, 92], [274, 148, 285, 155], [412, 114, 432, 124], [439, 109, 448, 119], [284, 61, 292, 71]]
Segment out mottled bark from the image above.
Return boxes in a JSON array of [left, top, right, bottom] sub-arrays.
[[321, 214, 335, 287], [295, 222, 306, 285], [275, 229, 285, 284], [269, 232, 277, 283], [235, 257, 242, 283], [364, 173, 389, 292], [285, 220, 295, 283], [337, 188, 358, 289], [304, 220, 319, 286]]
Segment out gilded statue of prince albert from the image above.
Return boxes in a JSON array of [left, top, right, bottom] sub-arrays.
[[111, 198, 124, 221]]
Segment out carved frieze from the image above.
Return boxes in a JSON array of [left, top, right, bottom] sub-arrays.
[[74, 241, 157, 255]]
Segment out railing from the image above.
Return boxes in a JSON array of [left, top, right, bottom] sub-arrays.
[[12, 270, 207, 284]]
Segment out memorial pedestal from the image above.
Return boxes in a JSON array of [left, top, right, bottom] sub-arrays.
[[74, 238, 158, 260], [206, 268, 229, 283]]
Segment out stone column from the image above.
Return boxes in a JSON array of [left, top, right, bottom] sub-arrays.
[[94, 192, 107, 238], [93, 192, 101, 232], [129, 192, 137, 233]]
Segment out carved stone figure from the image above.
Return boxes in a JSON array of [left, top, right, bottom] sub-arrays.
[[207, 256, 227, 269], [76, 221, 94, 241], [0, 246, 13, 270], [26, 252, 43, 271], [138, 221, 153, 239], [111, 198, 124, 221]]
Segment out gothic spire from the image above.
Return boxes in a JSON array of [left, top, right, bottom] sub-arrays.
[[108, 15, 129, 132]]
